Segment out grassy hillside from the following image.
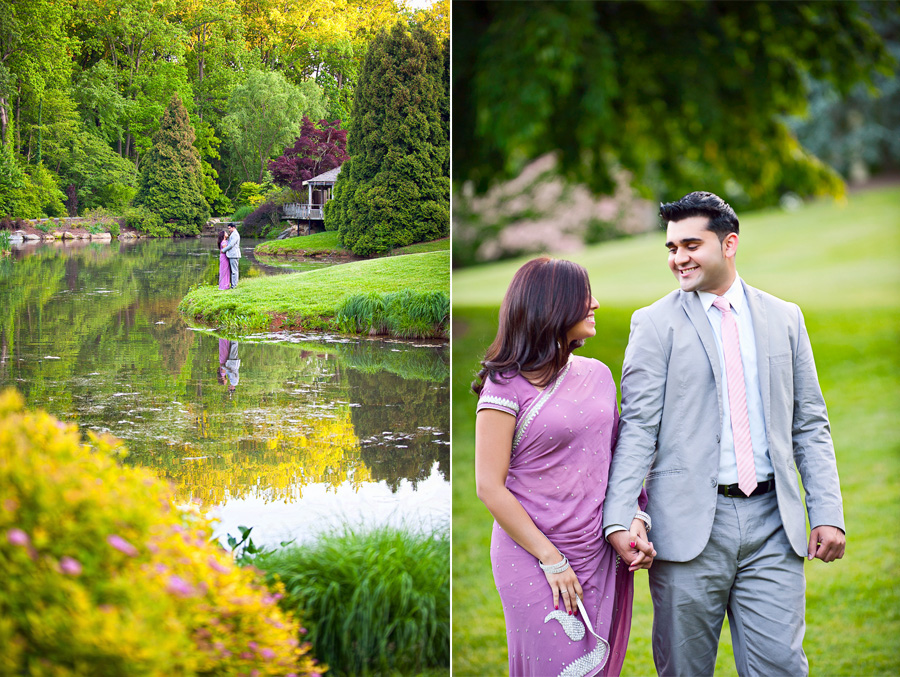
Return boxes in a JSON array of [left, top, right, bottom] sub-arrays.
[[451, 186, 900, 676], [180, 250, 449, 334]]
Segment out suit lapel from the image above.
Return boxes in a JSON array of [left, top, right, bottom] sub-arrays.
[[743, 281, 772, 426], [680, 290, 723, 394]]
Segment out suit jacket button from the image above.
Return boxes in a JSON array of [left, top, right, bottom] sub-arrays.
[[710, 478, 717, 487], [716, 435, 721, 443]]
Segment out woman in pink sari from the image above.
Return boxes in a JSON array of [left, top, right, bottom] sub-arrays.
[[474, 258, 655, 676], [217, 230, 231, 290]]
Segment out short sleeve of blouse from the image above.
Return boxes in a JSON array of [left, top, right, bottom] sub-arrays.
[[476, 373, 520, 417]]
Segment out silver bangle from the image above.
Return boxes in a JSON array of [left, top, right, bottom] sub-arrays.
[[635, 510, 651, 532], [539, 551, 570, 574]]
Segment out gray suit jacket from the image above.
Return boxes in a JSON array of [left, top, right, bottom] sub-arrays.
[[223, 230, 241, 259], [603, 281, 844, 561]]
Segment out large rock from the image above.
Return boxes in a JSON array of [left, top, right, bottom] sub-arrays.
[[23, 233, 41, 241], [9, 232, 24, 244], [90, 232, 112, 241], [63, 232, 76, 240]]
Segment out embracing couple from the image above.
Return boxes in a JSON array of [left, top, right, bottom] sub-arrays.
[[217, 224, 241, 290], [474, 191, 845, 677]]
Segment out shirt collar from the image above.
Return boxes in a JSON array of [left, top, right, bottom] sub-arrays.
[[698, 275, 745, 315]]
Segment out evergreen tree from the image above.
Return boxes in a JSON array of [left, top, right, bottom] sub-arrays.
[[326, 23, 449, 256], [135, 94, 209, 235]]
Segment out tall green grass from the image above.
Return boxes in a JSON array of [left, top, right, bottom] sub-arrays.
[[229, 204, 254, 222], [335, 290, 449, 338], [451, 186, 900, 676], [253, 525, 450, 676]]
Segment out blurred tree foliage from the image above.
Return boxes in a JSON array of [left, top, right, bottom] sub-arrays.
[[453, 1, 895, 208], [326, 23, 449, 255], [788, 4, 900, 183]]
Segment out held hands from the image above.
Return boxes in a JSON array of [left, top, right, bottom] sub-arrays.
[[808, 525, 846, 563], [608, 520, 656, 572]]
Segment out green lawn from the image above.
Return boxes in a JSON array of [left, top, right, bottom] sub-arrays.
[[255, 232, 450, 258], [179, 249, 449, 333], [451, 186, 900, 676]]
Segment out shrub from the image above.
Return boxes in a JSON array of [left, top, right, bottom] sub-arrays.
[[253, 525, 449, 675], [123, 206, 171, 237], [335, 290, 449, 338], [243, 200, 284, 237], [230, 204, 254, 223], [108, 220, 120, 238], [0, 389, 322, 676], [237, 182, 263, 208], [0, 230, 10, 253]]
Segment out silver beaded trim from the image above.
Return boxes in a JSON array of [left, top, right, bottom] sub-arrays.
[[543, 609, 586, 641], [477, 394, 519, 414], [557, 637, 609, 677], [512, 361, 571, 452]]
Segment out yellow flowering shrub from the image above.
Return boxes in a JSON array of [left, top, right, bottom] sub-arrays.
[[0, 389, 323, 676]]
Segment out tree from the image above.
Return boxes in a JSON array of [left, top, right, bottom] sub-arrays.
[[223, 69, 326, 184], [326, 23, 449, 256], [134, 94, 209, 234], [268, 117, 348, 192], [452, 1, 895, 208]]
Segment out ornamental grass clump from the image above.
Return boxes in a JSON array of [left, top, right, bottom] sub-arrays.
[[0, 389, 323, 676], [334, 290, 448, 338], [253, 525, 449, 676]]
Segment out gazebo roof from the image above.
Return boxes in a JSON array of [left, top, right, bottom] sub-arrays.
[[302, 165, 342, 186]]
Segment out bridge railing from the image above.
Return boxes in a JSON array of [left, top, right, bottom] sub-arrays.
[[284, 203, 324, 220]]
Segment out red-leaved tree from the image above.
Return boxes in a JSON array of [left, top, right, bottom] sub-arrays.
[[268, 117, 349, 192]]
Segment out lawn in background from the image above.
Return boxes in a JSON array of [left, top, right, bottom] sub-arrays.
[[451, 186, 900, 676]]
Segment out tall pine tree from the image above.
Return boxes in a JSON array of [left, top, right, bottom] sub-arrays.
[[325, 23, 449, 256], [135, 94, 209, 235]]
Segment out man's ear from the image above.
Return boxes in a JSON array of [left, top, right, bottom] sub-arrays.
[[723, 232, 739, 260]]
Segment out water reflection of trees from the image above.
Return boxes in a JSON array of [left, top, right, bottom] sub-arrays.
[[0, 241, 450, 509], [349, 369, 450, 491]]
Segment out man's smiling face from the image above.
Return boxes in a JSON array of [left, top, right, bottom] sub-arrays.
[[665, 215, 736, 296]]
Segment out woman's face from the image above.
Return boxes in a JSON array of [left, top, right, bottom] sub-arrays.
[[566, 294, 600, 343]]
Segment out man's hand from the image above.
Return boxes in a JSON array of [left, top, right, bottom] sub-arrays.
[[608, 529, 656, 571], [808, 525, 845, 562]]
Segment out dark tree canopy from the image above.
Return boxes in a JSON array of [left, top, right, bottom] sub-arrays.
[[268, 117, 348, 192], [326, 23, 450, 256], [453, 1, 895, 207], [135, 94, 209, 234]]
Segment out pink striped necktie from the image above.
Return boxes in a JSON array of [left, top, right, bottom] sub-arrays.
[[713, 296, 758, 496]]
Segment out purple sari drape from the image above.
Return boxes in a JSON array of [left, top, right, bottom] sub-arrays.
[[218, 249, 231, 290], [477, 356, 636, 676]]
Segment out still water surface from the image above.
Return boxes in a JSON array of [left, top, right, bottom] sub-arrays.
[[0, 237, 449, 547]]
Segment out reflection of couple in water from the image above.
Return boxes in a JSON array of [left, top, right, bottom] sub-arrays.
[[218, 339, 240, 393], [216, 224, 241, 290]]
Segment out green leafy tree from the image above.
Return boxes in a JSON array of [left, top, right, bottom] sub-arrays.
[[0, 118, 27, 216], [223, 69, 326, 184], [326, 23, 449, 256], [135, 94, 209, 234], [453, 1, 894, 208]]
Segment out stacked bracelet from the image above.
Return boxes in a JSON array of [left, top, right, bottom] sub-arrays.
[[635, 510, 652, 532], [539, 551, 570, 574]]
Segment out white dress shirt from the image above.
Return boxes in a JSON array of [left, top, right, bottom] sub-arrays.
[[698, 275, 774, 485]]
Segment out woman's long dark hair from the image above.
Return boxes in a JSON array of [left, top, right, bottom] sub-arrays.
[[217, 230, 226, 247], [472, 257, 592, 395]]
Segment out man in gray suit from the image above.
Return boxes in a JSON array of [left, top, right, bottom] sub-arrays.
[[223, 224, 241, 288], [603, 191, 845, 676]]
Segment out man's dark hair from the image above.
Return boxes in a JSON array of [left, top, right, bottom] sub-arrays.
[[660, 191, 739, 241]]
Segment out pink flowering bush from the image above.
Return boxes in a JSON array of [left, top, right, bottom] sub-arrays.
[[0, 389, 323, 675]]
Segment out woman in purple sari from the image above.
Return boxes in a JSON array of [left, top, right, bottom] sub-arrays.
[[474, 258, 655, 676], [217, 230, 231, 290]]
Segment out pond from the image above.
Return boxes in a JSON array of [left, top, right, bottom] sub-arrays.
[[0, 237, 449, 548]]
